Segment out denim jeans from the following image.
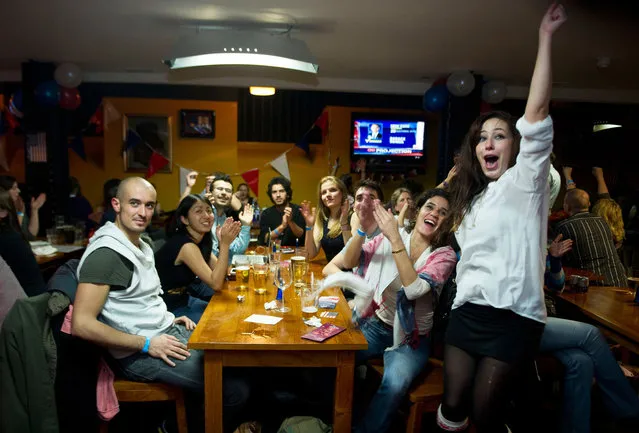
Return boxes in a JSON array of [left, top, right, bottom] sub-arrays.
[[355, 315, 431, 433], [540, 317, 639, 433], [115, 324, 250, 410], [172, 296, 209, 323]]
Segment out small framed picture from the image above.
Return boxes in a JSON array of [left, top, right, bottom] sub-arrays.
[[180, 109, 216, 139], [123, 114, 172, 173]]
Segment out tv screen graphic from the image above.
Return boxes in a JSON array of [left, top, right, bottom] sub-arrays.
[[352, 119, 425, 158]]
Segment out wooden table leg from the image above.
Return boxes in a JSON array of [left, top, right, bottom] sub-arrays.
[[333, 351, 355, 433], [204, 351, 223, 433]]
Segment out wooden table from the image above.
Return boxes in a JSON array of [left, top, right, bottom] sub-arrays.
[[562, 267, 605, 283], [36, 244, 86, 279], [188, 259, 368, 433], [552, 285, 639, 355]]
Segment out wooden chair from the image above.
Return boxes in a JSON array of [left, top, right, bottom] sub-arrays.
[[369, 358, 444, 433], [99, 379, 188, 433]]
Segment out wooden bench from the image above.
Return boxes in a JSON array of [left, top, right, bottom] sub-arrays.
[[369, 358, 444, 433], [99, 379, 188, 433]]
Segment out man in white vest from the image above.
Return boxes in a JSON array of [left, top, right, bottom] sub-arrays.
[[72, 177, 249, 424]]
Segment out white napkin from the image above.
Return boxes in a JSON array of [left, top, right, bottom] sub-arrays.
[[264, 300, 279, 310], [32, 245, 58, 256], [303, 316, 322, 327]]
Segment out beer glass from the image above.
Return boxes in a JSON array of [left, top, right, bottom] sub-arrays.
[[235, 257, 250, 292], [252, 262, 269, 294], [291, 247, 308, 293], [301, 286, 318, 319]]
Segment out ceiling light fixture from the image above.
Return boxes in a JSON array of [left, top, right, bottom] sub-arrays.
[[593, 121, 622, 132], [250, 86, 276, 96], [164, 30, 318, 74]]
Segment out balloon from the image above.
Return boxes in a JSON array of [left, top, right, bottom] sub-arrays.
[[482, 80, 507, 104], [423, 84, 449, 112], [54, 63, 83, 88], [59, 87, 81, 110], [447, 71, 476, 97], [35, 81, 60, 107]]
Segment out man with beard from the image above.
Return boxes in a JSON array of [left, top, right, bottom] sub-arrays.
[[258, 176, 305, 247]]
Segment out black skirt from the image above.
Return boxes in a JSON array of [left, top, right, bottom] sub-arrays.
[[445, 302, 545, 363]]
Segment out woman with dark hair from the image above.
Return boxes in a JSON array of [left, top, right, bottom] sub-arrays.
[[67, 176, 94, 230], [154, 194, 241, 322], [0, 189, 45, 297], [0, 174, 46, 238], [338, 188, 457, 433], [437, 5, 567, 433], [300, 176, 352, 263], [234, 183, 257, 208]]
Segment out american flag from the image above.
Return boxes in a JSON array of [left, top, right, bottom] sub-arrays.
[[27, 133, 47, 162]]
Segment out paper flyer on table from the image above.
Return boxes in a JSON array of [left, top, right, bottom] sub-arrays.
[[244, 314, 283, 325]]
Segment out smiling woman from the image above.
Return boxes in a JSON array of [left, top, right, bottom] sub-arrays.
[[154, 194, 241, 322]]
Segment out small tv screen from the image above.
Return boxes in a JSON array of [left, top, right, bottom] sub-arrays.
[[352, 119, 425, 158]]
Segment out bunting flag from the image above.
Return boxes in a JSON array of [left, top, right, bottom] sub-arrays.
[[89, 103, 104, 135], [123, 129, 142, 151], [103, 101, 121, 130], [241, 168, 260, 197], [146, 151, 170, 179], [3, 107, 19, 131], [179, 166, 193, 197], [269, 152, 290, 180], [69, 135, 86, 160], [294, 134, 310, 158], [314, 109, 329, 139]]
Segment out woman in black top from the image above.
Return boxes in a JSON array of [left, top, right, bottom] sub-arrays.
[[0, 189, 45, 297], [300, 176, 352, 263], [155, 194, 240, 322]]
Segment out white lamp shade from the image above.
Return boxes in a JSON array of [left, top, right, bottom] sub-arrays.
[[164, 31, 319, 74], [249, 86, 276, 96]]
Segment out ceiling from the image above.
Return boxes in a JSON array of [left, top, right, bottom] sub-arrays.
[[0, 0, 638, 96]]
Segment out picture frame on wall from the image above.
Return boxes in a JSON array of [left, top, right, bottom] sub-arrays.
[[180, 109, 216, 139], [123, 114, 172, 173]]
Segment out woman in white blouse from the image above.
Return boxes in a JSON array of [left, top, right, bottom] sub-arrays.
[[437, 4, 567, 433]]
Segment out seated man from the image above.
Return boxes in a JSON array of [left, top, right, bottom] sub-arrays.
[[258, 176, 305, 247], [323, 179, 384, 276], [72, 177, 249, 421], [555, 188, 628, 287]]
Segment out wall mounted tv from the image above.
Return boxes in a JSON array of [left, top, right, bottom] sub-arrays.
[[350, 112, 427, 172]]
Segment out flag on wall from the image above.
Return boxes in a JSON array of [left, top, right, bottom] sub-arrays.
[[103, 101, 121, 130], [314, 109, 329, 139], [241, 168, 260, 197], [124, 129, 142, 151], [269, 152, 290, 180], [69, 135, 86, 160], [26, 133, 47, 163]]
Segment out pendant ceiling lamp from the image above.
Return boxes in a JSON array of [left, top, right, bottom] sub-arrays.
[[164, 30, 318, 74]]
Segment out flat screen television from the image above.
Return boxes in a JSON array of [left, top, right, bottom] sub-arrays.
[[350, 112, 427, 172]]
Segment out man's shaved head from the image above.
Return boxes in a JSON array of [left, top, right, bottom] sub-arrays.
[[564, 188, 590, 215], [116, 177, 155, 200]]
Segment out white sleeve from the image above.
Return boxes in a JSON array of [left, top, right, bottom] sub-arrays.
[[512, 116, 554, 193]]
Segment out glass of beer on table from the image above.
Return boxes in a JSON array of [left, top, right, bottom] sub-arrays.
[[252, 262, 269, 294], [235, 256, 251, 292], [301, 285, 318, 319], [291, 247, 308, 294]]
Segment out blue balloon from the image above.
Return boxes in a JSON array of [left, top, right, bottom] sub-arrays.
[[35, 80, 60, 107], [423, 84, 449, 112]]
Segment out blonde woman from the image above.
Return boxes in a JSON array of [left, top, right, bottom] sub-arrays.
[[300, 176, 352, 262]]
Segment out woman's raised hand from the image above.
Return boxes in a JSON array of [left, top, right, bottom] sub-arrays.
[[300, 200, 316, 227], [540, 2, 567, 36]]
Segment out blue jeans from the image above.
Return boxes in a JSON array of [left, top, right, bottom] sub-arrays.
[[355, 315, 431, 433], [115, 324, 250, 411], [172, 295, 209, 323], [540, 317, 639, 433]]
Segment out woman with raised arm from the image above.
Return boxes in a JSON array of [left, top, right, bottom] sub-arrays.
[[154, 195, 240, 323], [300, 176, 352, 262], [437, 4, 567, 433]]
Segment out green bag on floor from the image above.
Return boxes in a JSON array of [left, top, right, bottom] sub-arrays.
[[277, 416, 332, 433]]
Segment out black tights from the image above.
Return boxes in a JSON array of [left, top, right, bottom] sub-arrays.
[[441, 344, 518, 433]]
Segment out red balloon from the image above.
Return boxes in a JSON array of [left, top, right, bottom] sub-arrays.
[[59, 87, 81, 110]]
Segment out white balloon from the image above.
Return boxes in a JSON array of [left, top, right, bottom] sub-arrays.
[[446, 71, 475, 97], [482, 80, 507, 104], [54, 63, 83, 88]]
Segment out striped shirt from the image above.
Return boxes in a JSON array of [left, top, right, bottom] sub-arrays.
[[555, 212, 627, 287]]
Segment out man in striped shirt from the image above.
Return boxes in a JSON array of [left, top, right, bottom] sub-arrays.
[[555, 189, 628, 287]]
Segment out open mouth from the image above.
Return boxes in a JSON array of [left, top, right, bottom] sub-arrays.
[[484, 155, 499, 170], [424, 218, 437, 227]]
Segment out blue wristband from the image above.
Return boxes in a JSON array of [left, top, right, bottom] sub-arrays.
[[357, 228, 366, 237], [141, 337, 151, 354], [305, 226, 313, 231], [273, 228, 280, 236]]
